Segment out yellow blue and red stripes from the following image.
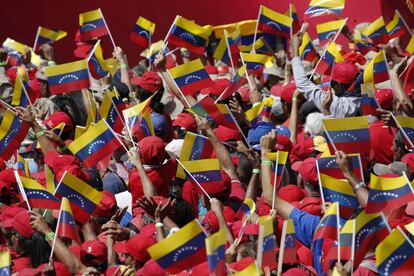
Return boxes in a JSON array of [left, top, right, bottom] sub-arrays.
[[36, 27, 67, 49], [58, 197, 81, 244], [79, 9, 108, 41], [304, 0, 345, 18], [205, 229, 226, 275], [258, 5, 292, 39], [0, 110, 30, 161], [19, 175, 61, 210], [131, 16, 155, 48], [316, 19, 346, 44], [88, 41, 109, 79]]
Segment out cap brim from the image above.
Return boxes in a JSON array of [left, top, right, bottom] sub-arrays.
[[291, 161, 303, 172]]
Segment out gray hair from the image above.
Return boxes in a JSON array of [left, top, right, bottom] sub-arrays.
[[304, 112, 324, 137]]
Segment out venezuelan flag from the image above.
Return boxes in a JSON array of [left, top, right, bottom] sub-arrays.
[[16, 154, 31, 177], [18, 174, 61, 210], [216, 29, 240, 66], [366, 174, 414, 214], [52, 122, 66, 137], [360, 83, 379, 116], [123, 96, 152, 134], [168, 59, 215, 96], [88, 40, 109, 80], [239, 37, 267, 54], [11, 76, 30, 107], [395, 115, 414, 147], [2, 38, 40, 67], [135, 109, 154, 138], [148, 220, 207, 273], [354, 211, 390, 269], [85, 91, 100, 129], [58, 197, 81, 244], [213, 34, 232, 65], [313, 202, 340, 241], [316, 42, 344, 75], [68, 119, 121, 169], [44, 60, 90, 95], [339, 219, 355, 261], [281, 218, 297, 264], [131, 16, 155, 48], [35, 27, 67, 50], [217, 65, 248, 101], [0, 110, 30, 161], [181, 159, 222, 193], [322, 116, 370, 156], [239, 198, 256, 224], [205, 229, 226, 276], [212, 22, 238, 39], [267, 151, 288, 188], [141, 40, 164, 64], [285, 3, 300, 34], [352, 51, 388, 90], [316, 19, 346, 44], [406, 34, 414, 54], [386, 11, 406, 39], [245, 97, 273, 126], [233, 261, 260, 276], [99, 89, 125, 134], [376, 227, 414, 275], [299, 32, 318, 62], [354, 30, 377, 55], [240, 52, 273, 72], [317, 153, 362, 180], [237, 20, 258, 46], [0, 250, 10, 276], [258, 5, 293, 38], [304, 0, 345, 18], [55, 172, 103, 223], [362, 16, 388, 45], [167, 16, 211, 55], [45, 165, 57, 194], [320, 174, 359, 219], [79, 9, 108, 41], [258, 216, 277, 268]]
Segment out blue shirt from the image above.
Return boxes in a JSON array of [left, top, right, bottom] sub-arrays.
[[289, 208, 321, 248]]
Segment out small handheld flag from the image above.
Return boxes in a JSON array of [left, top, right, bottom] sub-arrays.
[[386, 11, 407, 39], [87, 40, 110, 80], [0, 250, 10, 276], [351, 51, 388, 90], [99, 89, 125, 134], [395, 115, 414, 149], [57, 197, 81, 244], [360, 83, 379, 116], [258, 5, 293, 39], [277, 218, 297, 274], [0, 110, 30, 161], [205, 229, 226, 276], [316, 19, 346, 44], [361, 16, 388, 45], [34, 26, 67, 50], [304, 0, 345, 18], [315, 42, 344, 75], [257, 216, 277, 269], [131, 16, 155, 48], [298, 32, 318, 62], [180, 159, 222, 193], [317, 153, 363, 180], [240, 52, 273, 72], [79, 9, 109, 41], [11, 75, 31, 107], [216, 65, 248, 102]]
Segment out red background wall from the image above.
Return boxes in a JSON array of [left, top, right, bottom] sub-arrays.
[[0, 0, 412, 65]]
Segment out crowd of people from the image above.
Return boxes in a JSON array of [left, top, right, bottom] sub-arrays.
[[0, 2, 414, 275]]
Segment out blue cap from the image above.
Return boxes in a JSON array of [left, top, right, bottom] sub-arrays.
[[247, 122, 276, 145], [150, 112, 168, 138], [275, 125, 291, 138]]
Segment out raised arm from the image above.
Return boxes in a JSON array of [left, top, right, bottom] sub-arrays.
[[128, 150, 156, 197], [210, 198, 234, 244], [113, 47, 132, 91]]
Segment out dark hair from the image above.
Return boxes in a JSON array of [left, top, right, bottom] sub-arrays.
[[170, 198, 195, 227], [17, 231, 51, 268], [238, 155, 253, 185], [136, 87, 164, 114]]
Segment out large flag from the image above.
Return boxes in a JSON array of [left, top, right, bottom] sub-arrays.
[[205, 229, 226, 276], [240, 52, 273, 72], [17, 174, 61, 210], [322, 116, 370, 156], [376, 227, 414, 275], [0, 250, 10, 276], [386, 11, 407, 39], [34, 27, 67, 50], [167, 59, 215, 96], [44, 60, 90, 95], [180, 159, 222, 193], [267, 151, 289, 188], [79, 9, 109, 41], [148, 220, 207, 273], [58, 197, 81, 244], [319, 174, 359, 219], [298, 32, 318, 62], [188, 96, 237, 129], [361, 16, 388, 45], [216, 65, 248, 101], [99, 89, 125, 134], [317, 153, 362, 180], [258, 216, 277, 268], [304, 0, 345, 18], [360, 83, 379, 116], [352, 51, 388, 90], [395, 115, 414, 148], [0, 110, 30, 161], [258, 5, 293, 38], [280, 219, 297, 264], [316, 19, 346, 44], [68, 119, 122, 168], [166, 16, 211, 55], [131, 16, 155, 48], [315, 42, 344, 75], [354, 211, 390, 268], [11, 76, 30, 107], [55, 172, 103, 223], [87, 40, 110, 80], [366, 174, 414, 214]]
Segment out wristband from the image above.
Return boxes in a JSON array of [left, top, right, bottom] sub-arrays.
[[120, 63, 127, 69], [58, 145, 68, 152], [252, 168, 261, 174], [261, 160, 273, 166], [35, 130, 45, 138], [155, 222, 164, 228], [47, 61, 56, 66], [292, 97, 298, 102], [0, 62, 6, 67], [353, 181, 366, 192], [45, 232, 55, 242]]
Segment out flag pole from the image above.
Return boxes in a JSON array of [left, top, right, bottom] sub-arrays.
[[289, 4, 293, 39], [164, 47, 180, 57], [224, 104, 251, 149], [390, 112, 414, 149], [176, 159, 212, 200], [336, 203, 341, 262], [0, 99, 17, 113], [121, 109, 136, 150], [224, 30, 236, 72], [252, 5, 262, 53], [18, 75, 33, 107], [49, 201, 63, 260], [271, 151, 279, 211], [102, 119, 130, 153], [33, 27, 40, 51], [165, 70, 192, 108], [277, 220, 287, 276], [315, 159, 326, 206], [322, 123, 339, 153], [14, 170, 31, 211], [240, 54, 254, 91], [87, 40, 100, 63], [395, 9, 413, 36], [99, 8, 116, 49], [162, 15, 179, 54]]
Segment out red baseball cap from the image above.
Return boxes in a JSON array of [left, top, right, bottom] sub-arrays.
[[278, 185, 305, 203], [131, 71, 163, 93], [92, 191, 117, 219], [217, 65, 229, 76], [138, 136, 166, 165], [12, 210, 34, 238], [375, 88, 393, 110], [136, 259, 166, 276], [81, 240, 108, 265], [172, 112, 197, 132], [295, 196, 322, 216], [238, 87, 250, 102], [280, 83, 297, 104], [402, 153, 414, 172], [43, 112, 73, 132], [37, 262, 71, 276], [1, 205, 25, 229], [200, 79, 230, 97], [213, 125, 242, 142], [126, 224, 156, 262], [203, 205, 236, 233], [331, 62, 359, 84], [205, 65, 218, 75], [298, 158, 318, 184]]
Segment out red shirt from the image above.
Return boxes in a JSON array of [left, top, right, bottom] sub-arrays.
[[369, 120, 395, 164]]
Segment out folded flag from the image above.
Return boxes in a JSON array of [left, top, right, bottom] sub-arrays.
[[213, 30, 239, 67], [258, 216, 277, 268], [395, 115, 414, 148], [187, 96, 237, 129], [406, 34, 414, 54], [79, 8, 109, 41], [68, 119, 122, 169], [16, 154, 31, 177], [99, 89, 125, 134], [319, 174, 359, 219], [238, 37, 267, 54], [88, 40, 110, 80], [366, 174, 414, 214], [0, 110, 30, 161], [322, 116, 370, 156], [316, 19, 346, 44], [55, 171, 103, 223], [11, 75, 30, 107], [166, 16, 211, 55], [386, 11, 407, 39], [280, 218, 297, 264], [362, 16, 388, 45], [180, 159, 222, 193], [17, 174, 61, 210], [360, 83, 379, 116], [123, 96, 152, 136], [216, 65, 248, 101], [148, 220, 207, 274], [353, 30, 377, 55], [168, 59, 215, 96], [317, 153, 362, 180], [0, 250, 10, 276], [34, 27, 67, 50], [45, 165, 57, 195], [205, 229, 226, 276], [238, 198, 256, 226], [141, 40, 164, 64], [285, 3, 300, 34], [299, 32, 318, 62], [58, 197, 81, 244], [304, 0, 345, 18], [354, 211, 389, 268], [44, 60, 90, 95], [315, 42, 344, 75], [240, 52, 273, 72], [258, 5, 293, 38], [245, 97, 273, 126], [131, 16, 155, 48], [267, 151, 289, 188], [376, 227, 414, 275], [352, 50, 388, 90], [85, 91, 100, 129], [237, 19, 260, 46]]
